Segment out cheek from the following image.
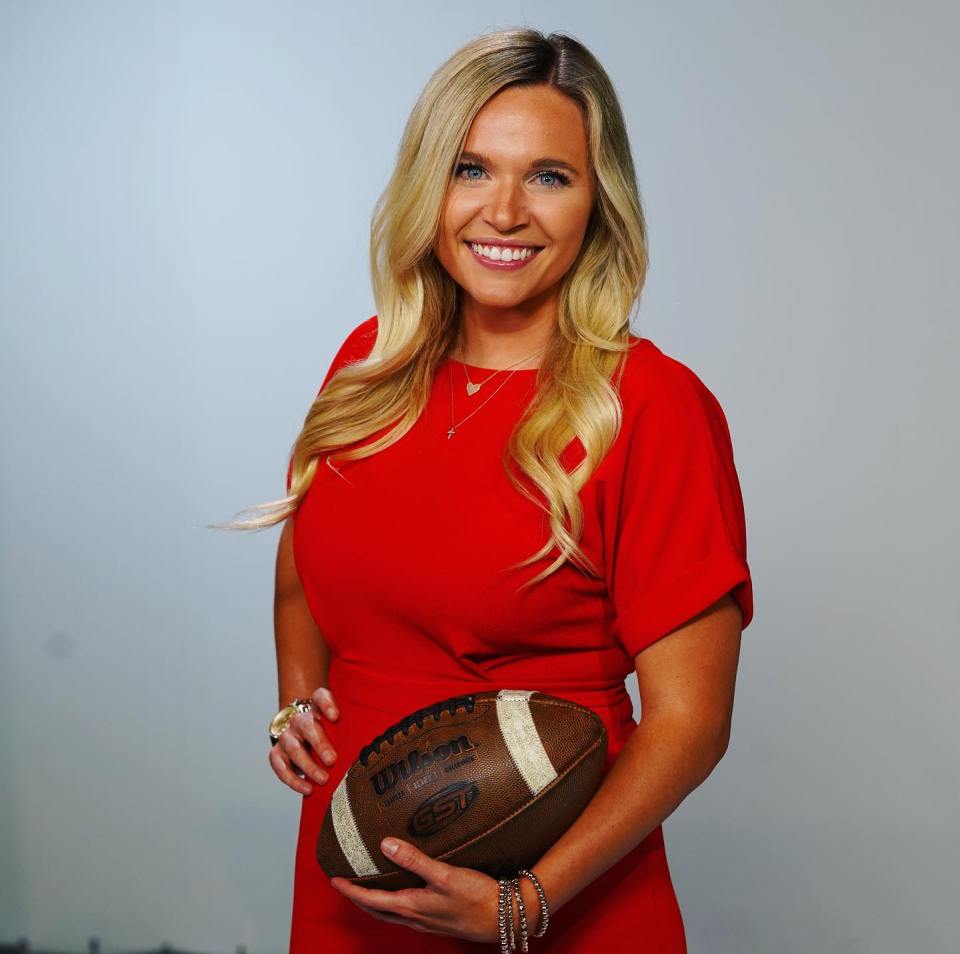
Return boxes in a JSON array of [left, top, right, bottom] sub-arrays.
[[441, 193, 474, 239], [548, 196, 593, 242], [544, 200, 593, 261], [435, 203, 463, 266]]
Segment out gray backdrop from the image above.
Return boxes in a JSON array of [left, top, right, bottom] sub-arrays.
[[1, 2, 957, 952]]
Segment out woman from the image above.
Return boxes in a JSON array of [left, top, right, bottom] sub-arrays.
[[239, 27, 753, 952]]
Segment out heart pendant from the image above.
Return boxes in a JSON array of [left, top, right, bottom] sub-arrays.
[[466, 382, 481, 396]]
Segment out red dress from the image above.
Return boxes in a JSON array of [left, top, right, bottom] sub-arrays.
[[285, 315, 754, 953]]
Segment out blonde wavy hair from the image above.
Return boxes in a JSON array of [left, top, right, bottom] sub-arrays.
[[216, 27, 649, 590]]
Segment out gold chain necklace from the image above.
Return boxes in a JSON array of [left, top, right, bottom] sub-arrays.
[[445, 338, 546, 438], [446, 363, 521, 438], [457, 339, 547, 396]]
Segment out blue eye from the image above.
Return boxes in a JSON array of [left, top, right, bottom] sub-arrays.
[[536, 169, 572, 188], [455, 162, 485, 181], [454, 162, 572, 189]]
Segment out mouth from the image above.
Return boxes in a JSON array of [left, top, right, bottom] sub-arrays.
[[463, 240, 544, 271]]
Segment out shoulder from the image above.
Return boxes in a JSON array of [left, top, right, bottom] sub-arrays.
[[616, 335, 730, 434], [317, 314, 378, 392], [335, 313, 379, 364]]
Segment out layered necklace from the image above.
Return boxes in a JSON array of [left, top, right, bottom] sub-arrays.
[[446, 339, 546, 440]]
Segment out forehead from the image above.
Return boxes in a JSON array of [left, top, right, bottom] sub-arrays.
[[463, 85, 588, 164]]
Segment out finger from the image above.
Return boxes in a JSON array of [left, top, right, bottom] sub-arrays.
[[312, 686, 340, 722], [380, 839, 450, 889], [268, 745, 314, 796], [279, 729, 330, 786], [291, 710, 338, 768], [348, 900, 411, 927], [330, 877, 419, 919]]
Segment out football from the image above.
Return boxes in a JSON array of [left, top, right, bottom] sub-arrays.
[[317, 688, 608, 890]]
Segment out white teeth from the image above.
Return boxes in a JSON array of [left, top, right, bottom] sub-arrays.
[[469, 242, 539, 262]]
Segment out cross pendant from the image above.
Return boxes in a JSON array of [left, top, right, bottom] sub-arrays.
[[447, 427, 456, 439]]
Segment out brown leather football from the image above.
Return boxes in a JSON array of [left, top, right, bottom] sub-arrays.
[[316, 688, 607, 890]]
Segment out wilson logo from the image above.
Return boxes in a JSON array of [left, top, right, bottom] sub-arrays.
[[371, 734, 477, 797], [409, 781, 479, 837]]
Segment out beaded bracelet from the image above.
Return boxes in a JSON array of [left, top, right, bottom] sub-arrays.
[[498, 868, 550, 950], [512, 877, 529, 951], [497, 878, 518, 952], [518, 869, 550, 937]]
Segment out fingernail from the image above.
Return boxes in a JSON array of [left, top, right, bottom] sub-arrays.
[[322, 750, 336, 765], [382, 839, 398, 855]]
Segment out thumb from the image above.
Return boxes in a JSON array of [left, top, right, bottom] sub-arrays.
[[381, 838, 446, 884], [312, 687, 339, 721]]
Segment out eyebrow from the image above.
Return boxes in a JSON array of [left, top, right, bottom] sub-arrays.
[[457, 150, 581, 175]]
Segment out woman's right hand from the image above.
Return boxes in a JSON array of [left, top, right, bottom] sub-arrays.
[[268, 687, 340, 796]]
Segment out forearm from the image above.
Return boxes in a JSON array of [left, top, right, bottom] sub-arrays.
[[274, 594, 331, 708], [273, 518, 332, 709], [516, 711, 727, 928]]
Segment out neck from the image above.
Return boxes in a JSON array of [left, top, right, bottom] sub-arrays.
[[452, 317, 556, 371]]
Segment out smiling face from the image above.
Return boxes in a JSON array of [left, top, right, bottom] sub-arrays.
[[434, 83, 596, 326]]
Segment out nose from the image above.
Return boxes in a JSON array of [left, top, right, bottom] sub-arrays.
[[483, 177, 529, 232]]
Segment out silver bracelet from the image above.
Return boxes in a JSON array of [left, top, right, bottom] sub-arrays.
[[498, 877, 523, 951], [512, 877, 530, 950], [518, 869, 550, 938], [497, 868, 549, 949]]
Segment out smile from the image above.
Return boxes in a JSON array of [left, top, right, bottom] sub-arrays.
[[464, 241, 543, 271]]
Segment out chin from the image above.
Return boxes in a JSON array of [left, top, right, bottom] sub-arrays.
[[461, 285, 537, 309]]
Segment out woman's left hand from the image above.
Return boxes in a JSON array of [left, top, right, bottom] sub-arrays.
[[330, 837, 502, 942]]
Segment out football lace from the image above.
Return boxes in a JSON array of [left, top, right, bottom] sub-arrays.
[[358, 693, 479, 766]]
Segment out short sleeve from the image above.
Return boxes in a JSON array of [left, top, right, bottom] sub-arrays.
[[608, 361, 754, 659], [285, 315, 378, 492]]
